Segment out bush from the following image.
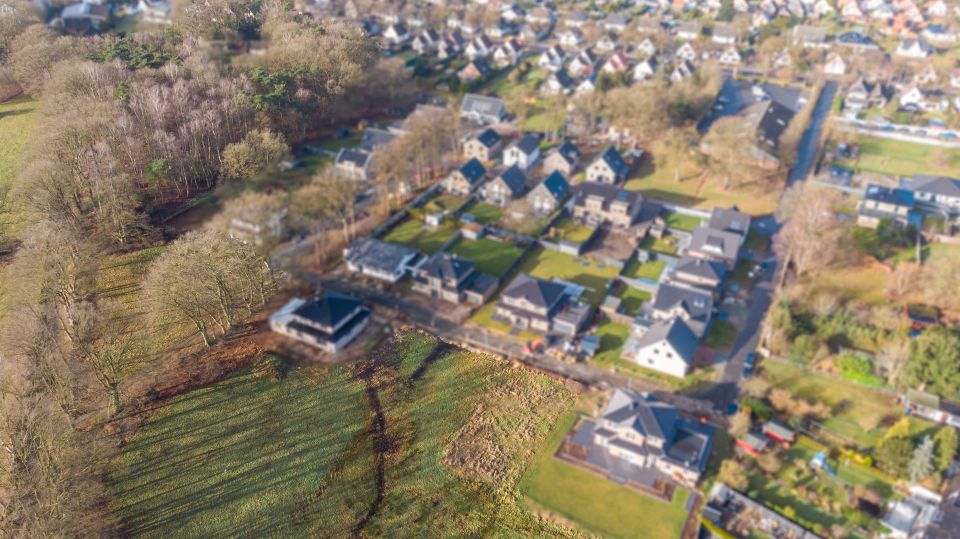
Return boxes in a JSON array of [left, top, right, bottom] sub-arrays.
[[253, 353, 288, 380], [789, 334, 819, 364], [741, 396, 773, 421], [835, 353, 883, 388]]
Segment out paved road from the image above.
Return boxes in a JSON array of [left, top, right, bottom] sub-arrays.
[[788, 81, 837, 186]]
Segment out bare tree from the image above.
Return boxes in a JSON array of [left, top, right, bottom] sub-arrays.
[[773, 183, 842, 278]]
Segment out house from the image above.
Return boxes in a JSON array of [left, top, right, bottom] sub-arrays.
[[359, 127, 396, 152], [484, 22, 514, 39], [542, 70, 575, 95], [492, 38, 521, 67], [899, 86, 949, 113], [895, 38, 934, 59], [621, 317, 698, 377], [596, 33, 618, 51], [735, 432, 768, 457], [460, 93, 506, 124], [669, 255, 728, 292], [762, 421, 796, 447], [443, 158, 487, 195], [824, 53, 847, 75], [269, 291, 370, 353], [527, 171, 570, 214], [480, 165, 527, 206], [458, 58, 492, 81], [55, 1, 109, 32], [586, 146, 628, 184], [712, 23, 741, 45], [563, 9, 588, 28], [686, 227, 743, 269], [494, 273, 592, 335], [718, 47, 742, 65], [857, 184, 919, 229], [542, 140, 581, 176], [539, 45, 566, 72], [910, 174, 960, 212], [670, 60, 696, 83], [792, 24, 829, 48], [465, 35, 493, 59], [914, 64, 939, 86], [675, 41, 697, 62], [922, 24, 960, 45], [412, 29, 440, 53], [138, 0, 171, 24], [411, 253, 497, 305], [708, 206, 751, 237], [579, 389, 714, 487], [344, 237, 421, 282], [568, 49, 598, 77], [904, 389, 960, 428], [634, 17, 663, 34], [837, 30, 878, 51], [633, 56, 659, 81], [383, 23, 409, 46], [772, 49, 793, 69], [334, 148, 373, 180], [675, 21, 702, 40], [571, 183, 658, 228], [229, 205, 287, 247], [575, 73, 598, 96], [559, 28, 585, 48], [526, 6, 553, 25], [645, 283, 713, 338], [463, 128, 503, 162], [503, 133, 541, 171], [844, 77, 892, 110], [601, 51, 630, 74], [602, 14, 629, 32]]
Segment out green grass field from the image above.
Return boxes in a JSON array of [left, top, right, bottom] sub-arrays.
[[550, 215, 596, 244], [615, 286, 651, 316], [516, 246, 620, 307], [0, 96, 39, 187], [623, 257, 666, 281], [462, 201, 503, 225], [448, 237, 525, 277], [835, 136, 960, 178], [703, 320, 738, 352], [425, 193, 469, 213], [382, 219, 458, 255], [665, 212, 704, 232], [520, 412, 691, 539], [640, 234, 679, 255], [112, 333, 579, 537]]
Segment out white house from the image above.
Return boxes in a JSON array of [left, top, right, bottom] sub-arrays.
[[911, 175, 960, 212], [633, 56, 659, 81], [824, 53, 847, 76], [676, 41, 697, 62], [719, 47, 742, 65], [559, 28, 584, 48], [622, 318, 698, 377], [269, 292, 370, 353], [637, 37, 657, 57], [344, 237, 420, 283], [899, 86, 949, 113], [895, 39, 934, 59], [503, 133, 541, 170], [538, 45, 566, 72], [383, 23, 410, 46]]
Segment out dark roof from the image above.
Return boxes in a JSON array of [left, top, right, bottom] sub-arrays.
[[863, 184, 915, 206], [673, 254, 728, 283], [475, 128, 502, 149], [837, 30, 877, 48], [460, 93, 506, 120], [335, 149, 371, 168], [419, 252, 476, 282], [553, 140, 581, 164], [604, 389, 678, 443], [689, 227, 742, 261], [912, 175, 960, 198], [501, 273, 567, 309], [359, 128, 396, 152], [497, 165, 527, 194], [635, 318, 698, 364], [539, 171, 570, 200], [665, 421, 714, 471], [293, 290, 362, 328], [708, 206, 751, 235], [512, 133, 541, 155], [652, 283, 713, 335], [594, 146, 626, 175], [459, 158, 487, 185], [345, 237, 417, 273]]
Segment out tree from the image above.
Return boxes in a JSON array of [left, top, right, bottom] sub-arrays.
[[876, 436, 913, 477], [908, 436, 936, 481], [718, 459, 749, 490], [700, 116, 758, 190], [729, 408, 752, 438], [923, 248, 960, 312], [934, 426, 958, 473], [758, 452, 783, 475], [902, 328, 960, 398], [774, 183, 842, 278], [305, 172, 360, 245], [875, 336, 911, 386], [220, 129, 290, 182], [657, 127, 699, 183]]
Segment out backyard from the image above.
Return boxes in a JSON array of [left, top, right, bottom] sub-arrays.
[[640, 234, 679, 256], [665, 212, 705, 233], [519, 411, 692, 539], [615, 286, 652, 316], [111, 333, 579, 537], [382, 219, 458, 255], [623, 257, 667, 281], [516, 246, 621, 307], [834, 136, 960, 178], [447, 237, 525, 277], [461, 201, 503, 225], [549, 215, 597, 244], [703, 320, 738, 352], [424, 193, 469, 214]]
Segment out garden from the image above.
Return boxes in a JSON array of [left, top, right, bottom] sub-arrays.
[[515, 246, 621, 307], [640, 233, 679, 256], [381, 218, 459, 255], [460, 200, 503, 225], [447, 237, 526, 277], [622, 256, 666, 281], [547, 215, 597, 245], [832, 135, 960, 179]]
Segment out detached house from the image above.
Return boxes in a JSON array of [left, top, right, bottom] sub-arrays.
[[572, 183, 659, 228], [494, 273, 592, 335], [463, 128, 503, 162], [586, 146, 628, 184], [443, 158, 488, 195], [845, 77, 892, 110], [669, 255, 728, 292], [824, 53, 847, 76], [856, 184, 919, 229], [568, 49, 598, 77], [334, 149, 373, 180], [527, 171, 571, 214], [492, 39, 522, 67], [460, 93, 506, 124], [503, 133, 541, 170], [686, 227, 744, 269], [601, 51, 630, 74], [712, 23, 741, 44], [344, 237, 421, 283], [539, 45, 567, 72], [708, 206, 751, 238], [645, 282, 714, 338], [637, 37, 657, 57], [676, 41, 697, 62], [480, 165, 527, 206], [675, 21, 702, 40], [911, 175, 960, 212], [633, 56, 659, 81], [559, 28, 585, 48], [383, 23, 410, 46], [895, 38, 934, 59], [899, 86, 949, 113], [719, 47, 742, 65], [458, 58, 492, 81], [269, 291, 370, 353], [792, 24, 829, 48], [412, 253, 497, 305], [543, 140, 581, 176], [622, 317, 699, 377]]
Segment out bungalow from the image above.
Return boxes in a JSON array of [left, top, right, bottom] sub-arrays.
[[269, 291, 370, 353], [411, 253, 497, 305], [542, 140, 581, 176], [634, 17, 663, 34], [527, 171, 571, 214], [526, 6, 553, 25], [910, 174, 960, 212], [484, 22, 514, 40], [563, 9, 588, 28], [460, 93, 506, 124], [602, 14, 629, 32], [538, 45, 566, 72], [857, 184, 918, 229], [344, 237, 421, 283], [586, 146, 628, 184], [503, 133, 541, 171], [480, 165, 527, 206], [708, 206, 751, 237], [494, 273, 592, 335], [621, 317, 698, 377], [443, 158, 488, 195], [463, 128, 503, 162]]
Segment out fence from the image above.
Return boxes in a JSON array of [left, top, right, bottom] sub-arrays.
[[372, 209, 409, 239]]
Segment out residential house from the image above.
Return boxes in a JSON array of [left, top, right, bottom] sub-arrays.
[[719, 47, 742, 65], [503, 133, 541, 171], [895, 38, 934, 59], [559, 28, 585, 48], [539, 45, 566, 72], [334, 148, 373, 180], [344, 237, 421, 283], [269, 291, 370, 353], [443, 158, 488, 195], [586, 146, 628, 184], [675, 21, 702, 40], [844, 77, 892, 110], [686, 227, 744, 269], [359, 127, 397, 152], [634, 17, 663, 34], [138, 0, 171, 24], [582, 389, 714, 487], [712, 23, 741, 45], [671, 60, 697, 83], [914, 64, 939, 86], [571, 183, 658, 228], [56, 2, 109, 33], [494, 273, 592, 335], [465, 35, 493, 59], [568, 49, 598, 77], [229, 205, 287, 247], [601, 51, 630, 74], [676, 41, 697, 62], [463, 128, 503, 162], [458, 58, 492, 81], [563, 9, 588, 28], [792, 24, 829, 48], [596, 33, 618, 51], [383, 23, 409, 46], [412, 29, 440, 53], [633, 56, 659, 81], [527, 171, 571, 214], [899, 86, 949, 113], [480, 165, 527, 206], [645, 282, 714, 338], [837, 30, 878, 51], [637, 37, 657, 57], [575, 73, 599, 96], [411, 253, 497, 305], [824, 53, 847, 75], [622, 317, 698, 377], [669, 255, 728, 292], [922, 24, 960, 45], [857, 184, 919, 229], [460, 93, 507, 124], [542, 140, 581, 176], [492, 38, 521, 67], [708, 206, 751, 237], [542, 70, 575, 95], [602, 14, 629, 32], [911, 174, 960, 212], [526, 6, 553, 25]]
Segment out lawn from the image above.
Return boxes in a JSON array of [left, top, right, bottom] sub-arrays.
[[640, 234, 679, 255], [520, 411, 692, 539], [382, 219, 458, 255], [591, 319, 630, 364], [0, 96, 39, 187], [703, 320, 738, 352], [448, 237, 525, 277], [665, 212, 704, 232], [622, 257, 666, 281], [549, 215, 596, 244], [516, 246, 620, 307], [307, 130, 362, 153], [834, 135, 960, 178], [462, 201, 503, 225], [615, 286, 651, 316], [425, 193, 469, 213], [801, 261, 890, 308], [112, 332, 579, 537]]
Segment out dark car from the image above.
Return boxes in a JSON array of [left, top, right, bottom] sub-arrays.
[[742, 352, 756, 379]]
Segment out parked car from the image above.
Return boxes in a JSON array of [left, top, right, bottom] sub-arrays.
[[742, 352, 756, 379]]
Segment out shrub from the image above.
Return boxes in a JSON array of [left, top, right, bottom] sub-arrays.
[[741, 396, 773, 421], [789, 334, 819, 364], [835, 353, 883, 388], [253, 353, 288, 380]]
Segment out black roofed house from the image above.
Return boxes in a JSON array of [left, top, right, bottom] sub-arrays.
[[542, 70, 575, 95], [503, 133, 541, 171], [480, 165, 527, 206], [358, 127, 397, 152], [492, 38, 521, 67], [443, 158, 487, 196], [411, 252, 497, 305], [412, 28, 440, 54], [458, 58, 492, 82], [586, 146, 628, 184], [527, 171, 571, 214], [844, 77, 893, 111], [334, 148, 373, 180], [909, 175, 960, 213], [463, 128, 503, 162], [269, 291, 371, 353], [584, 389, 714, 487], [460, 93, 507, 124], [632, 56, 658, 82], [669, 254, 728, 293], [708, 205, 751, 237], [383, 22, 409, 46], [621, 317, 698, 378], [568, 48, 598, 77], [647, 282, 714, 338], [543, 140, 581, 176], [344, 237, 422, 283], [857, 184, 919, 229], [494, 273, 592, 335], [572, 183, 659, 229], [538, 44, 566, 72], [686, 227, 743, 269]]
